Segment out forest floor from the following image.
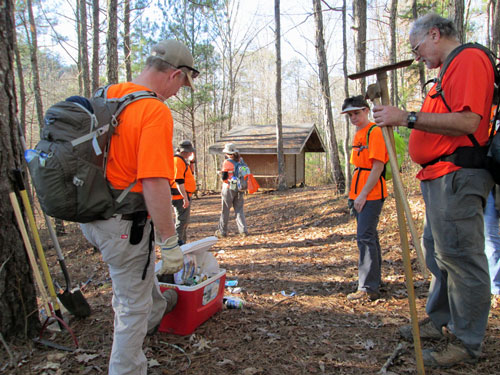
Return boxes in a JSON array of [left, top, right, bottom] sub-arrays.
[[2, 180, 500, 375]]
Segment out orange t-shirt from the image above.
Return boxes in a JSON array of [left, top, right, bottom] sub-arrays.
[[171, 155, 196, 200], [222, 158, 237, 184], [408, 48, 495, 181], [105, 82, 175, 193], [349, 123, 389, 200]]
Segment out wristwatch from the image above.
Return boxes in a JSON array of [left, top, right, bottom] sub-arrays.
[[407, 111, 417, 129]]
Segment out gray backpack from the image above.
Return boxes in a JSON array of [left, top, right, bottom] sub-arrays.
[[27, 86, 160, 223], [227, 159, 250, 192]]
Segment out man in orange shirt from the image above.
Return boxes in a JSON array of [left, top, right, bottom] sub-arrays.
[[342, 95, 388, 302], [373, 14, 494, 367], [171, 140, 196, 245], [80, 40, 198, 375]]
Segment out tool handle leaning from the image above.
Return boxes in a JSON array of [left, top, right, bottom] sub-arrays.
[[371, 96, 428, 278], [9, 192, 52, 315]]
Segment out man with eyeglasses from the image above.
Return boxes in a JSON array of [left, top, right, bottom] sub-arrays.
[[373, 13, 495, 368], [80, 39, 199, 374]]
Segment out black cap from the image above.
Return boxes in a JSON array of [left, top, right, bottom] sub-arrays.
[[178, 140, 195, 153]]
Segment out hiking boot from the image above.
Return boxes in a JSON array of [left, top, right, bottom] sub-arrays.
[[399, 317, 442, 341], [347, 290, 380, 301], [162, 288, 178, 315], [240, 232, 249, 237], [215, 230, 226, 238], [423, 341, 477, 368]]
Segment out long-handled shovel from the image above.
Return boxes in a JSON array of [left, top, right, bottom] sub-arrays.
[[13, 169, 91, 318], [12, 170, 65, 327], [9, 191, 78, 348], [45, 211, 91, 318]]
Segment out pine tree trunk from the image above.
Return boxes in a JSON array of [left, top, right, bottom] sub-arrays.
[[275, 0, 287, 191], [313, 0, 345, 193], [92, 0, 100, 92], [342, 0, 351, 191], [77, 4, 83, 94], [390, 0, 398, 106], [412, 0, 426, 99], [0, 0, 40, 339], [107, 0, 119, 84], [450, 0, 465, 43], [14, 28, 27, 137], [492, 0, 500, 56], [79, 0, 91, 97], [123, 0, 132, 82], [26, 0, 44, 130], [353, 0, 367, 94]]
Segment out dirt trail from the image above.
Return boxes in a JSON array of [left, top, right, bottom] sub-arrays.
[[2, 185, 499, 374]]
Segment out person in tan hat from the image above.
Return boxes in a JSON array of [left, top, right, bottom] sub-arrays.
[[215, 143, 248, 237], [80, 39, 198, 375]]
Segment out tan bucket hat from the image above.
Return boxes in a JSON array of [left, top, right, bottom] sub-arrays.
[[222, 143, 239, 154]]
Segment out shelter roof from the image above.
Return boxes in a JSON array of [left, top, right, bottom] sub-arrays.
[[208, 123, 325, 155]]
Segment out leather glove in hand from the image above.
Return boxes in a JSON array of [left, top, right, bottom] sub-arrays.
[[157, 235, 184, 275]]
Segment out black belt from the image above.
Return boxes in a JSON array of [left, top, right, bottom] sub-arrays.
[[120, 213, 135, 221]]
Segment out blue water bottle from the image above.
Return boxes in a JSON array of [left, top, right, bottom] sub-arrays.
[[24, 149, 38, 162]]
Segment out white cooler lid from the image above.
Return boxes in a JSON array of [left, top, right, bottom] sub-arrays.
[[155, 236, 218, 274], [180, 236, 218, 256]]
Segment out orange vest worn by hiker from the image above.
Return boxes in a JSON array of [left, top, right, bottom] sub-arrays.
[[349, 122, 389, 201], [171, 154, 196, 200]]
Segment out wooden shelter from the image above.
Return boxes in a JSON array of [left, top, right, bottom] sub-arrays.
[[209, 123, 325, 188]]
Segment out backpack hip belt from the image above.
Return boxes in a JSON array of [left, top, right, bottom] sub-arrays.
[[420, 144, 489, 169]]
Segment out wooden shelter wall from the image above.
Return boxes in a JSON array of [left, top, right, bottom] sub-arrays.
[[241, 154, 277, 177], [242, 153, 306, 188]]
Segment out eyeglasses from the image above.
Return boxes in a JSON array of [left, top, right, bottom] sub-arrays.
[[156, 58, 200, 79], [411, 33, 429, 56]]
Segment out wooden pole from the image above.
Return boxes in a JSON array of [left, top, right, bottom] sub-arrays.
[[9, 192, 52, 316], [376, 71, 425, 375]]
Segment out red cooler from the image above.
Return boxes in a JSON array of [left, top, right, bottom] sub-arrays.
[[157, 237, 225, 335]]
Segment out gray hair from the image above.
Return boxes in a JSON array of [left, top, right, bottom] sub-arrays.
[[410, 13, 458, 40], [145, 56, 178, 73]]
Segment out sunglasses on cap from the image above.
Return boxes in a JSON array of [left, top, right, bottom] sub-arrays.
[[178, 65, 200, 79]]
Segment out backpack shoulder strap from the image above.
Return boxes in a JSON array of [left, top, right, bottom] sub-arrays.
[[432, 43, 498, 111], [227, 159, 239, 177], [365, 124, 378, 147], [71, 88, 159, 149], [174, 154, 189, 177], [431, 43, 498, 147]]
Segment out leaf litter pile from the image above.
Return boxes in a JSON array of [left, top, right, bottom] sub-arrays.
[[2, 183, 500, 374]]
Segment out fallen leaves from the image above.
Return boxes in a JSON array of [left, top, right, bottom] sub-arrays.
[[16, 184, 500, 375]]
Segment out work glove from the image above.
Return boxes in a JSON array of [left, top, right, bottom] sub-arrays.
[[157, 235, 184, 275]]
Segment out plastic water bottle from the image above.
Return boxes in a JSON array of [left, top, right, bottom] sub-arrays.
[[225, 280, 238, 287], [224, 296, 244, 309], [230, 177, 238, 191], [24, 149, 48, 166]]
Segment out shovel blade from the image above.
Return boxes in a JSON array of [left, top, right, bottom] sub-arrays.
[[58, 289, 91, 318]]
